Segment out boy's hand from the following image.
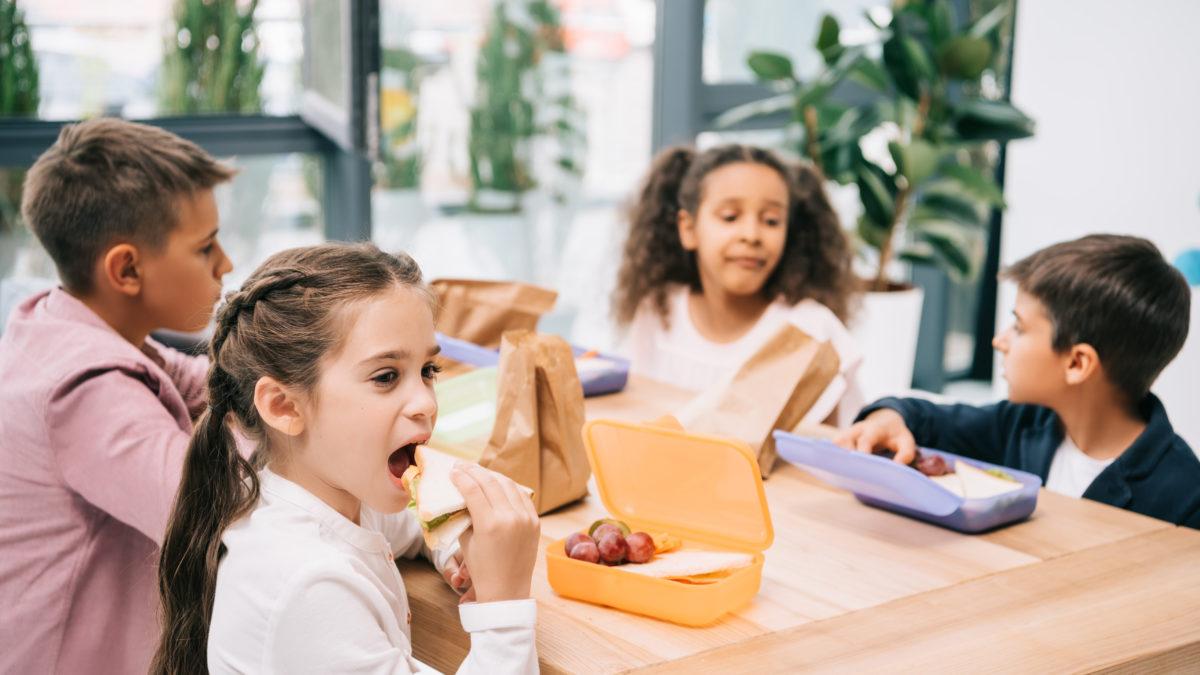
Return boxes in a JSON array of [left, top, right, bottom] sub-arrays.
[[449, 462, 540, 604], [832, 408, 918, 465]]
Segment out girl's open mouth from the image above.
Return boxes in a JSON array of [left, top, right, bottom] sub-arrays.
[[387, 443, 420, 486]]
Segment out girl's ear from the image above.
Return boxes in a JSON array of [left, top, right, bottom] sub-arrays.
[[677, 208, 698, 251], [254, 376, 306, 436], [1063, 343, 1101, 387], [102, 244, 143, 297]]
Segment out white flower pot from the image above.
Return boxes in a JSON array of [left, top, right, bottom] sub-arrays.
[[849, 285, 925, 402]]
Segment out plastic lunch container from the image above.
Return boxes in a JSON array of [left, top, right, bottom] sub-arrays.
[[772, 430, 1041, 533], [545, 417, 774, 626], [428, 366, 498, 461], [435, 332, 630, 397]]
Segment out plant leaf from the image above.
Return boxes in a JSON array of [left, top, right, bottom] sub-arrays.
[[938, 164, 1006, 208], [911, 223, 978, 280], [952, 99, 1036, 141], [747, 51, 795, 81], [969, 4, 1008, 38], [937, 36, 993, 79], [856, 163, 895, 227], [883, 34, 934, 100], [911, 190, 984, 227], [713, 93, 794, 128], [858, 214, 890, 250], [816, 14, 841, 64], [847, 57, 891, 93], [928, 0, 954, 49], [890, 139, 942, 186]]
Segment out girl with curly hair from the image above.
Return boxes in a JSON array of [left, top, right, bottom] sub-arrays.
[[612, 143, 863, 426]]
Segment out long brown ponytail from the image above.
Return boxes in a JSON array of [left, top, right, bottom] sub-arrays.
[[151, 243, 430, 674]]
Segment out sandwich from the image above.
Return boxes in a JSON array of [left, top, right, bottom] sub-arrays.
[[400, 446, 533, 549], [929, 460, 1023, 499]]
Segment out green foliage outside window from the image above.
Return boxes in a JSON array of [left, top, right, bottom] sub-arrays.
[[468, 0, 585, 212], [159, 0, 265, 114], [0, 0, 40, 277]]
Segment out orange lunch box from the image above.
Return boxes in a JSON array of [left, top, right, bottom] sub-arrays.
[[544, 416, 774, 626]]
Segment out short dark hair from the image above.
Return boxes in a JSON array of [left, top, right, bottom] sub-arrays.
[[21, 117, 236, 292], [1001, 234, 1190, 402]]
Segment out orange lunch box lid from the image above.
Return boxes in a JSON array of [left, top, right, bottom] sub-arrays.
[[581, 416, 774, 552]]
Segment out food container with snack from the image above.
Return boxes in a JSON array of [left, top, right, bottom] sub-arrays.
[[772, 430, 1041, 533], [545, 417, 774, 626], [435, 332, 629, 397]]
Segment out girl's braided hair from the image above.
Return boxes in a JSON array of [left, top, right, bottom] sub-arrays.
[[152, 242, 430, 675]]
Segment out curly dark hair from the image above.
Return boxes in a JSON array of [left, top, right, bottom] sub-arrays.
[[612, 143, 857, 327]]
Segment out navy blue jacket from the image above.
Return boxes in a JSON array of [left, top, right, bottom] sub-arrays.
[[858, 394, 1200, 528]]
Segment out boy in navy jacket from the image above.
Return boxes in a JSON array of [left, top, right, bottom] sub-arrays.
[[836, 234, 1199, 528]]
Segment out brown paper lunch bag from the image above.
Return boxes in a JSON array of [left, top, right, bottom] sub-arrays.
[[478, 330, 590, 514], [675, 324, 841, 477], [430, 279, 558, 350]]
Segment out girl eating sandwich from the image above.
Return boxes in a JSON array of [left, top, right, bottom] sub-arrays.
[[152, 243, 541, 675]]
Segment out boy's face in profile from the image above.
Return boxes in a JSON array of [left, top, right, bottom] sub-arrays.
[[138, 188, 232, 333], [992, 289, 1069, 406]]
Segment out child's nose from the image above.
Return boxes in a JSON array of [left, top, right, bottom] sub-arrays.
[[740, 219, 763, 243], [407, 382, 438, 419], [992, 332, 1007, 351]]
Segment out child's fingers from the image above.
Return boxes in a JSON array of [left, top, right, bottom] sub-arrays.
[[450, 463, 497, 521], [892, 434, 917, 466], [854, 425, 887, 457], [830, 425, 861, 450]]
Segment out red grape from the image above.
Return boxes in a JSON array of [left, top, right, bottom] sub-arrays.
[[596, 532, 627, 564], [567, 539, 600, 563], [564, 532, 592, 556], [625, 532, 654, 563], [591, 523, 623, 542]]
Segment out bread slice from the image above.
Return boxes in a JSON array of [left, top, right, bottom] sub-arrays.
[[616, 550, 754, 579], [954, 460, 1022, 498]]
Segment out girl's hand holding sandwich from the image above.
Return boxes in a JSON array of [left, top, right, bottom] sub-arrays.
[[450, 462, 541, 603]]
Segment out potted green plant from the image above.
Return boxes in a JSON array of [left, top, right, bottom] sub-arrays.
[[718, 0, 1033, 395], [462, 0, 586, 283], [0, 0, 40, 280], [160, 0, 270, 270], [467, 0, 584, 214]]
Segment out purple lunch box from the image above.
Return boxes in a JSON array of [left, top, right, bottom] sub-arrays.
[[435, 332, 629, 397], [772, 430, 1041, 533]]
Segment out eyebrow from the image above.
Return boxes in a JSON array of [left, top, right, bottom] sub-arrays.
[[358, 344, 441, 366], [199, 228, 219, 242]]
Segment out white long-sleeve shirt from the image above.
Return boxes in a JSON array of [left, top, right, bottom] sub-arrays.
[[208, 470, 538, 674], [621, 284, 864, 427]]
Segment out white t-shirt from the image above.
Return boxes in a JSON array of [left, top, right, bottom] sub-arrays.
[[620, 284, 864, 427], [1045, 435, 1116, 498], [208, 470, 538, 675]]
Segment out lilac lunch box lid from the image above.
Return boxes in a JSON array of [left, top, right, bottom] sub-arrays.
[[435, 332, 629, 397], [772, 430, 1042, 533]]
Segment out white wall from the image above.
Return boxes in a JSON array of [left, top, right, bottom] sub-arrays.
[[1001, 1, 1200, 446]]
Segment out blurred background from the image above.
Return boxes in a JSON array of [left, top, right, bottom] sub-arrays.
[[0, 0, 1196, 441]]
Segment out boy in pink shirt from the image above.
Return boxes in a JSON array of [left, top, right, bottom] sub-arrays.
[[0, 118, 235, 674]]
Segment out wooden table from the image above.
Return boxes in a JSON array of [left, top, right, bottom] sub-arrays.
[[401, 376, 1200, 673]]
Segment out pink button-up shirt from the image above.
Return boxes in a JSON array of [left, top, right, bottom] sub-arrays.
[[0, 288, 209, 674]]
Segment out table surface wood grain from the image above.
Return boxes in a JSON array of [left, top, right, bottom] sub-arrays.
[[400, 375, 1200, 673]]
